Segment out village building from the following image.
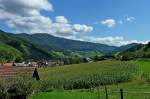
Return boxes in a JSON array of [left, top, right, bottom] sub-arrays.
[[37, 60, 64, 68], [47, 60, 64, 67], [31, 62, 38, 67], [14, 63, 28, 67]]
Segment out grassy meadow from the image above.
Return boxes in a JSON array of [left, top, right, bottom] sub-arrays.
[[38, 61, 139, 89], [31, 92, 99, 99], [31, 61, 150, 99]]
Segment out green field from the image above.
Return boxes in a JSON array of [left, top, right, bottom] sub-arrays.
[[31, 61, 150, 99], [31, 92, 99, 99], [38, 61, 139, 89]]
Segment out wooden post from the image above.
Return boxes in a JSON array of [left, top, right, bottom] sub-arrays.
[[105, 86, 108, 99], [120, 89, 123, 99]]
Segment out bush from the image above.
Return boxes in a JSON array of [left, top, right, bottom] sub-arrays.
[[0, 74, 36, 98]]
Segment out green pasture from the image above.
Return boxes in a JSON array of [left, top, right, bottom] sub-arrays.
[[31, 91, 99, 99], [31, 61, 150, 99]]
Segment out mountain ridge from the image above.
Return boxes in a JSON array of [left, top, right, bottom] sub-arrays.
[[0, 30, 52, 62], [0, 29, 141, 62], [117, 42, 150, 60], [16, 33, 117, 54]]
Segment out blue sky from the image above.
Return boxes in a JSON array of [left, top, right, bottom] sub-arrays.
[[0, 0, 149, 46]]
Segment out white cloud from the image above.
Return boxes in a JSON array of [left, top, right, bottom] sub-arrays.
[[73, 24, 93, 33], [79, 36, 148, 46], [51, 23, 76, 38], [6, 16, 53, 33], [99, 16, 135, 26], [118, 16, 135, 24], [55, 16, 69, 24], [126, 16, 135, 22], [0, 0, 53, 16], [0, 0, 93, 39], [101, 19, 116, 28]]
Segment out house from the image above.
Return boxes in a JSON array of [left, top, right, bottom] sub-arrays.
[[14, 61, 38, 67], [84, 57, 93, 62], [37, 61, 48, 67], [14, 63, 28, 67], [37, 60, 64, 68], [31, 62, 38, 67], [47, 60, 64, 67]]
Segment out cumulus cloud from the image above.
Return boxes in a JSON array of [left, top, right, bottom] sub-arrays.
[[79, 36, 148, 46], [55, 16, 69, 24], [73, 24, 93, 33], [0, 0, 53, 16], [0, 0, 93, 39], [6, 16, 53, 33], [51, 23, 76, 38], [99, 16, 135, 26], [101, 19, 116, 28]]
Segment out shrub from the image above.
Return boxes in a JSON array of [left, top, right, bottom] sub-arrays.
[[0, 74, 36, 98]]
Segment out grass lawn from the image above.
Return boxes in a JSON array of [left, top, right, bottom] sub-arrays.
[[30, 61, 150, 99], [97, 80, 150, 99], [31, 92, 99, 99], [38, 61, 138, 82], [31, 81, 150, 99], [95, 61, 150, 99], [135, 61, 150, 73]]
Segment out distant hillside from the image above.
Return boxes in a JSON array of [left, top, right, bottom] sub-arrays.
[[117, 42, 150, 60], [16, 33, 117, 55], [0, 30, 51, 62], [0, 29, 141, 62], [115, 43, 138, 52]]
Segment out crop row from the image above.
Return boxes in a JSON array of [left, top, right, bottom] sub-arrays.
[[37, 61, 140, 91]]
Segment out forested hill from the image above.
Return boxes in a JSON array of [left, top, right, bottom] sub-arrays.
[[16, 33, 117, 54], [117, 42, 150, 60], [114, 43, 138, 52], [0, 30, 51, 62], [0, 29, 141, 62]]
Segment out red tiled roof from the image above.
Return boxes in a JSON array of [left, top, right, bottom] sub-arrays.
[[0, 66, 36, 77]]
